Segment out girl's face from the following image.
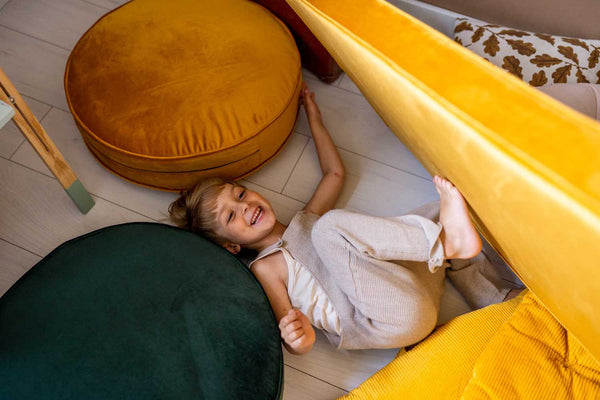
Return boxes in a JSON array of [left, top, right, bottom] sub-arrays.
[[213, 184, 276, 249]]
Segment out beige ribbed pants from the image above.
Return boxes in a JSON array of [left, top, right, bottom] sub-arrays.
[[311, 203, 522, 349]]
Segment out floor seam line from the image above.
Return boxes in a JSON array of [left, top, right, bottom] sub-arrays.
[[283, 363, 350, 393], [0, 237, 44, 258], [0, 23, 72, 52], [281, 137, 311, 194]]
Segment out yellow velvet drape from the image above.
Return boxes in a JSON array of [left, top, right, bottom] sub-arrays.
[[284, 0, 600, 360]]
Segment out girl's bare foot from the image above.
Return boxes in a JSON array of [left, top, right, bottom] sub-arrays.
[[434, 176, 482, 259]]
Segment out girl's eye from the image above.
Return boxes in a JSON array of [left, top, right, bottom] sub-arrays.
[[227, 212, 234, 223], [238, 190, 246, 200]]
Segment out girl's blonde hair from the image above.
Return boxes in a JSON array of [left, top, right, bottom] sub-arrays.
[[168, 177, 233, 244]]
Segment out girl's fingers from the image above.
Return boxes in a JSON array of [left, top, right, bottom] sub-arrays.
[[279, 319, 301, 333], [279, 309, 307, 344], [290, 331, 305, 343], [290, 333, 308, 347], [282, 320, 302, 334], [282, 326, 305, 343], [278, 309, 299, 329]]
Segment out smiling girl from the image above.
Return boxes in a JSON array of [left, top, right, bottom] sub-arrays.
[[169, 83, 485, 354]]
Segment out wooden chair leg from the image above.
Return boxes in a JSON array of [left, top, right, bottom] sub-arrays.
[[0, 67, 94, 214]]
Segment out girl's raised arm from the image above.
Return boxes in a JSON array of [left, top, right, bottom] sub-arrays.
[[301, 83, 345, 216]]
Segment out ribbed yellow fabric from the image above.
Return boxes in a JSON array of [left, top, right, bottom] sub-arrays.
[[462, 292, 600, 399], [340, 293, 525, 399]]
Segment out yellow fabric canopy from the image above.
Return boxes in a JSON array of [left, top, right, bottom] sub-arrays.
[[285, 0, 600, 360]]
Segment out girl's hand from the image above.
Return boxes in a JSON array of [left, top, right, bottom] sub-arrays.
[[301, 82, 322, 123], [279, 308, 316, 355]]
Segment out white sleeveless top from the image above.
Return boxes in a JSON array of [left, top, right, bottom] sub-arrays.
[[280, 248, 341, 335], [250, 239, 341, 335]]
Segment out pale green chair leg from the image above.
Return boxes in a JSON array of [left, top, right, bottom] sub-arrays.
[[1, 67, 95, 214]]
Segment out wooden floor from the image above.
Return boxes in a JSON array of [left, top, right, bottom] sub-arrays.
[[0, 0, 472, 398]]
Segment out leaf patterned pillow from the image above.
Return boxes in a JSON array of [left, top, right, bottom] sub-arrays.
[[453, 17, 600, 86]]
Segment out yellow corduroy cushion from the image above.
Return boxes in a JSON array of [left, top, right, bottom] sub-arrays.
[[65, 0, 301, 190], [462, 292, 600, 399], [341, 293, 526, 400]]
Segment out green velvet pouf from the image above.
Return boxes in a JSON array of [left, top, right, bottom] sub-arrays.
[[0, 223, 282, 399]]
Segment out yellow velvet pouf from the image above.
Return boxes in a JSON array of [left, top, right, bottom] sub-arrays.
[[65, 0, 301, 191]]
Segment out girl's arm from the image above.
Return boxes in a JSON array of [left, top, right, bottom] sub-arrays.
[[301, 83, 345, 216], [252, 255, 315, 355]]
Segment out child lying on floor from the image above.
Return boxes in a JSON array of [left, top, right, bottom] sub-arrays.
[[169, 83, 506, 354]]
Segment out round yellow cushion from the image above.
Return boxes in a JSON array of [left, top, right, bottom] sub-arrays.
[[65, 0, 301, 190]]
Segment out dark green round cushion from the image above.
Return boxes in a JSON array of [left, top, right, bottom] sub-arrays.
[[0, 223, 282, 400]]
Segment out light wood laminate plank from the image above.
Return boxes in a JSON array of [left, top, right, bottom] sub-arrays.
[[338, 74, 362, 95], [0, 0, 107, 50], [282, 365, 347, 400], [0, 27, 70, 109], [245, 132, 309, 193], [284, 140, 438, 217], [0, 95, 50, 158], [10, 108, 177, 221], [80, 0, 129, 10], [284, 331, 397, 392], [296, 77, 430, 179], [0, 240, 41, 297], [0, 157, 152, 257]]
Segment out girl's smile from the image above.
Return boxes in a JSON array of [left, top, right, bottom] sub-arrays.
[[214, 183, 283, 251], [251, 206, 264, 225]]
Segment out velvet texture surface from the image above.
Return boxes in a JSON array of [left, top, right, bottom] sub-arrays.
[[0, 223, 283, 399], [250, 0, 342, 82], [285, 0, 600, 361], [65, 0, 301, 191]]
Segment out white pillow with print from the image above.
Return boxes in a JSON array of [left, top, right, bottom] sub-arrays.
[[454, 17, 600, 86]]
